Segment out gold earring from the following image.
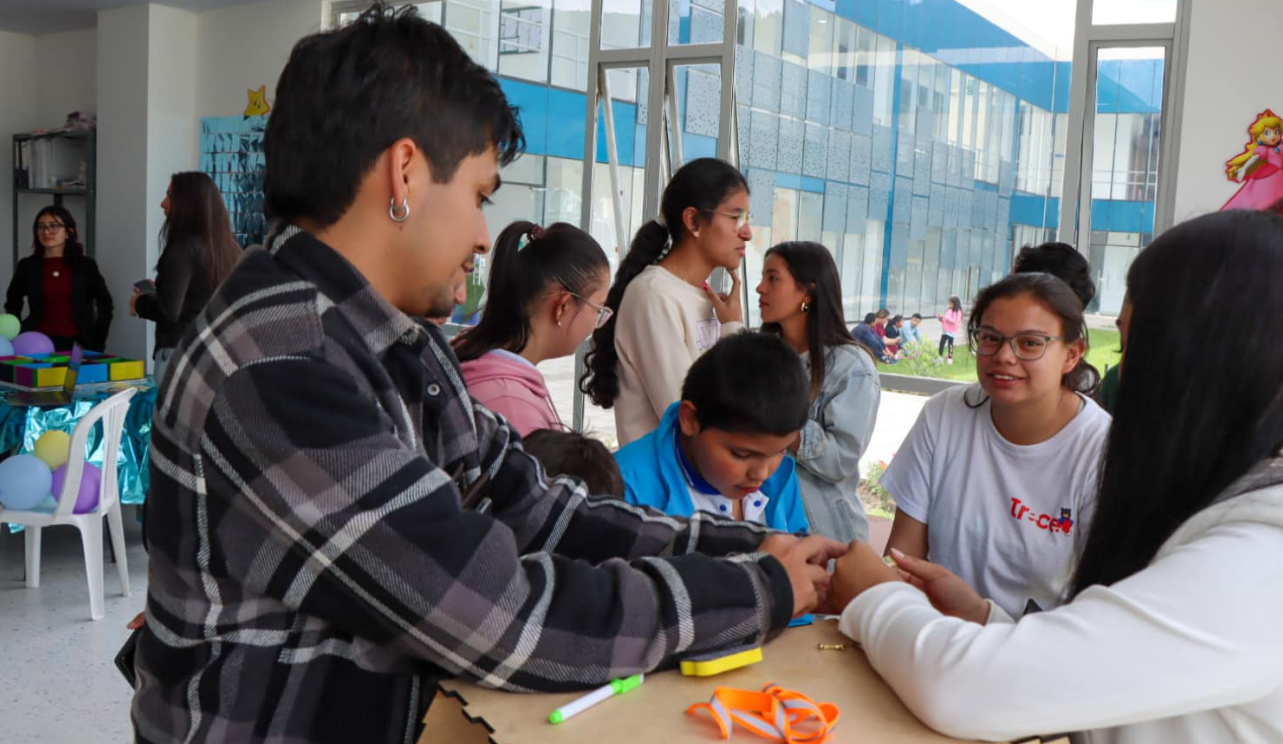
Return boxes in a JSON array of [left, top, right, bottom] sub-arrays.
[[800, 301, 809, 313]]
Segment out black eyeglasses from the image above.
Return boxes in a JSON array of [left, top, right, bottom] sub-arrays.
[[35, 223, 66, 233], [971, 328, 1064, 361]]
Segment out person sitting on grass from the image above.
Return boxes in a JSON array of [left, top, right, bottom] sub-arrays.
[[853, 313, 895, 364], [615, 332, 810, 532], [900, 313, 925, 348]]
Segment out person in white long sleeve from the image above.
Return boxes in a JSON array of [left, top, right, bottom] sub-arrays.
[[757, 240, 881, 543], [825, 209, 1283, 744], [580, 158, 752, 446]]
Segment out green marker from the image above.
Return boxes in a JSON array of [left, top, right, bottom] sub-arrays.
[[548, 674, 644, 724]]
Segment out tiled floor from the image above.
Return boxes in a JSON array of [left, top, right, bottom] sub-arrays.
[[0, 510, 148, 743], [0, 382, 926, 743]]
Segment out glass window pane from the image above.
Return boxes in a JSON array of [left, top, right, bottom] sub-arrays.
[[498, 0, 550, 83], [1084, 46, 1166, 314], [1092, 0, 1177, 25]]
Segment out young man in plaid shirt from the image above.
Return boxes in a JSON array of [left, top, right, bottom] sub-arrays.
[[131, 5, 845, 742]]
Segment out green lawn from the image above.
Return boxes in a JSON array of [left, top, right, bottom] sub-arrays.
[[878, 328, 1122, 383]]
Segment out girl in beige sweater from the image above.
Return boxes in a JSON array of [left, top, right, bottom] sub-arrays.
[[582, 158, 753, 445]]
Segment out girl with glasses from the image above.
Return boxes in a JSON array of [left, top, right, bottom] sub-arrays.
[[5, 205, 113, 351], [580, 157, 754, 446], [827, 210, 1283, 744], [882, 272, 1109, 617], [453, 221, 609, 436]]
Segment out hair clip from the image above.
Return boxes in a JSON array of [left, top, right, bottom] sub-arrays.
[[519, 225, 546, 251]]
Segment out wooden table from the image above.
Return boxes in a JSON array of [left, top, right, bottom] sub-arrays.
[[421, 619, 1062, 744]]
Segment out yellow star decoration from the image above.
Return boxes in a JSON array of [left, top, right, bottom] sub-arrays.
[[244, 85, 271, 117]]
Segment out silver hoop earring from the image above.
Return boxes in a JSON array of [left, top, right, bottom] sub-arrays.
[[389, 198, 411, 223]]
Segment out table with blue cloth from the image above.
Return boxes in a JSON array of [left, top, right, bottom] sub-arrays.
[[0, 381, 157, 520]]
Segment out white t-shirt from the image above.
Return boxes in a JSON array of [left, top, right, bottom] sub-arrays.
[[882, 384, 1111, 616], [689, 487, 771, 525]]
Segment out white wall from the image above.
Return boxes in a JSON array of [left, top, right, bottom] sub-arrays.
[[196, 0, 327, 118], [33, 28, 97, 128], [146, 5, 199, 272], [97, 4, 152, 360], [0, 30, 38, 293], [1171, 0, 1276, 222]]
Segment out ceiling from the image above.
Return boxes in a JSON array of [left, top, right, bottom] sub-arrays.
[[0, 0, 275, 36]]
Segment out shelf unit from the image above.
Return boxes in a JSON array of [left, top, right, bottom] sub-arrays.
[[11, 130, 97, 268]]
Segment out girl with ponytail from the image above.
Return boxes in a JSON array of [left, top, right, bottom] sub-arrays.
[[579, 157, 752, 445], [454, 221, 610, 435], [882, 272, 1111, 617]]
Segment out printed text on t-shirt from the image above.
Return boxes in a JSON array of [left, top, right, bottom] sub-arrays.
[[1009, 498, 1074, 535]]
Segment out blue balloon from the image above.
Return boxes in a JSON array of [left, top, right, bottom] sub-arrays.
[[0, 454, 54, 511], [0, 336, 13, 357]]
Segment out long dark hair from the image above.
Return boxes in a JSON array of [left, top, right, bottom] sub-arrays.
[[759, 241, 867, 400], [162, 172, 241, 289], [579, 158, 748, 407], [1071, 210, 1283, 595], [948, 295, 962, 313], [31, 205, 85, 261], [965, 272, 1099, 397], [453, 221, 608, 362]]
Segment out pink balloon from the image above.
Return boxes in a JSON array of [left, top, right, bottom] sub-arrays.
[[51, 462, 102, 514], [12, 331, 54, 356]]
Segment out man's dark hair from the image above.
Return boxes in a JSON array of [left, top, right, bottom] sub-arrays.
[[681, 333, 808, 436], [264, 2, 524, 227], [911, 313, 922, 320], [522, 430, 624, 498], [876, 308, 890, 319], [1012, 242, 1096, 309]]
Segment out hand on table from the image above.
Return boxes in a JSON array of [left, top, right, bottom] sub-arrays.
[[758, 534, 848, 617], [823, 540, 901, 615]]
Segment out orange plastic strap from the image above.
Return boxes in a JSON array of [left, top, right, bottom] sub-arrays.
[[686, 682, 840, 743]]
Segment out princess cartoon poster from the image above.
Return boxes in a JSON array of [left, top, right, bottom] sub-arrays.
[[1222, 109, 1283, 213]]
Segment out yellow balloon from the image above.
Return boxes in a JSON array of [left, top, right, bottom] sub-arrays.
[[34, 430, 71, 470]]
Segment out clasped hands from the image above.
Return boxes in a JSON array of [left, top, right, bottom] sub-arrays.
[[758, 535, 989, 624]]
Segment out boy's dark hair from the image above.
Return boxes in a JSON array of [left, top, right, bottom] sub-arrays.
[[1012, 242, 1096, 309], [862, 312, 877, 324], [522, 430, 624, 497], [264, 3, 524, 227], [911, 313, 922, 320], [681, 333, 808, 436]]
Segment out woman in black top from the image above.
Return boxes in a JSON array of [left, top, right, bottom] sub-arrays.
[[5, 206, 113, 350], [131, 172, 240, 381]]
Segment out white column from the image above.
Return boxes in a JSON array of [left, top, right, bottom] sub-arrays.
[[0, 30, 38, 293], [96, 3, 197, 364]]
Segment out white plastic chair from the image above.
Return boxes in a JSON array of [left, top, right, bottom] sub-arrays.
[[0, 388, 137, 620]]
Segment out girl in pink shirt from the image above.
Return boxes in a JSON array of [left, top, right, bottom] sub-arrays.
[[936, 296, 963, 364], [453, 221, 611, 436]]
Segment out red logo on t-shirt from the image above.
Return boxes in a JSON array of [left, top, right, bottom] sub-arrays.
[[1010, 498, 1073, 535]]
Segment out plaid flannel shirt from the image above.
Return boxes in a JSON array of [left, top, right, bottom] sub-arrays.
[[131, 227, 793, 744]]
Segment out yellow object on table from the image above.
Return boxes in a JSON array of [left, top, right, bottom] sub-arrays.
[[420, 620, 1063, 744]]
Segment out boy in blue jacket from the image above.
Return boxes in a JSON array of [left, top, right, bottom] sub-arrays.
[[616, 333, 811, 532]]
